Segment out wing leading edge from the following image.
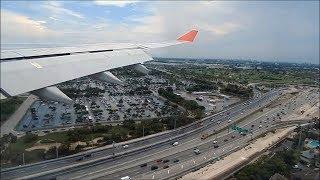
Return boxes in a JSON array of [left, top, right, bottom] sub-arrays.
[[0, 29, 198, 102]]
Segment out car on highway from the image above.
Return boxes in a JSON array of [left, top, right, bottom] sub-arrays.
[[123, 145, 129, 149], [213, 140, 217, 144], [163, 165, 169, 169], [259, 125, 262, 128], [163, 159, 170, 163], [76, 157, 84, 161], [172, 142, 179, 146], [173, 159, 179, 163], [140, 163, 147, 167], [151, 165, 158, 170], [214, 144, 219, 148], [224, 139, 228, 142], [84, 153, 92, 158], [121, 176, 131, 180], [194, 148, 201, 155], [156, 159, 162, 163], [201, 133, 209, 140]]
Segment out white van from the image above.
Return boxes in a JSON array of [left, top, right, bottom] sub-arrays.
[[121, 176, 131, 180], [172, 142, 179, 146]]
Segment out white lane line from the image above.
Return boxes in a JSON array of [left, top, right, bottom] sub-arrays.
[[69, 137, 199, 179]]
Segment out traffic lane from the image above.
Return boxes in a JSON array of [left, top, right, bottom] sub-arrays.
[[137, 123, 282, 180], [58, 109, 268, 178], [94, 131, 249, 179], [133, 124, 272, 180], [57, 134, 205, 180], [45, 93, 282, 179], [1, 91, 281, 179], [61, 93, 302, 180], [92, 112, 279, 180]]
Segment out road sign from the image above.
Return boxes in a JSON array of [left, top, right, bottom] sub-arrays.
[[230, 125, 248, 133]]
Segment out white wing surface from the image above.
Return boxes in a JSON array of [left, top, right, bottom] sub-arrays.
[[1, 30, 198, 102]]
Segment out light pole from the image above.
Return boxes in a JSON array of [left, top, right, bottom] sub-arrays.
[[142, 124, 145, 137], [22, 152, 25, 165], [56, 146, 59, 158], [112, 141, 116, 157]]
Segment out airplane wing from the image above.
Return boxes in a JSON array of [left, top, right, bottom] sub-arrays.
[[0, 30, 198, 103]]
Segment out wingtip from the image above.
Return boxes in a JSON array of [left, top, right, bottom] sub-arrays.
[[177, 29, 198, 42]]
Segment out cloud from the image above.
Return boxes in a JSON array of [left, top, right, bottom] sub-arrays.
[[1, 1, 318, 63], [202, 22, 242, 36], [42, 1, 84, 19], [94, 1, 139, 7], [124, 1, 245, 40], [1, 9, 57, 43]]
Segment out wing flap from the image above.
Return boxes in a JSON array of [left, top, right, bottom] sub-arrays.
[[1, 49, 152, 96]]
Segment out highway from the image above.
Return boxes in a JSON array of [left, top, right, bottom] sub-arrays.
[[2, 87, 318, 180], [85, 88, 319, 180]]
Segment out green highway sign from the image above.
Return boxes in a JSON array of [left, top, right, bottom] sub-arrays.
[[230, 125, 248, 133]]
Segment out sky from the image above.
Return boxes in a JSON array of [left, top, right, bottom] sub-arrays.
[[1, 1, 319, 64]]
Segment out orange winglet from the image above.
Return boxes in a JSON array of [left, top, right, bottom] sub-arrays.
[[177, 29, 198, 42]]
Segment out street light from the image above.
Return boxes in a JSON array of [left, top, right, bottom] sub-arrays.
[[112, 141, 116, 157], [142, 124, 145, 137], [22, 152, 25, 165], [56, 146, 59, 158]]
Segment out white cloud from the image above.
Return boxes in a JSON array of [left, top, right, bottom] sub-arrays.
[[1, 9, 57, 43], [94, 1, 139, 7], [49, 16, 59, 21], [125, 1, 245, 40], [42, 1, 84, 19], [202, 22, 242, 36], [36, 20, 47, 24]]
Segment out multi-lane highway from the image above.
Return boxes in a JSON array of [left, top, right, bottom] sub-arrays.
[[1, 87, 319, 180], [81, 88, 319, 180]]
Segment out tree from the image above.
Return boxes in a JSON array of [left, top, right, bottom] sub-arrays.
[[23, 133, 38, 144], [58, 143, 71, 156], [122, 119, 136, 131], [45, 147, 57, 160]]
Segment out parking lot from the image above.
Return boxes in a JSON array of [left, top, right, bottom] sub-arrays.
[[15, 72, 181, 132]]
